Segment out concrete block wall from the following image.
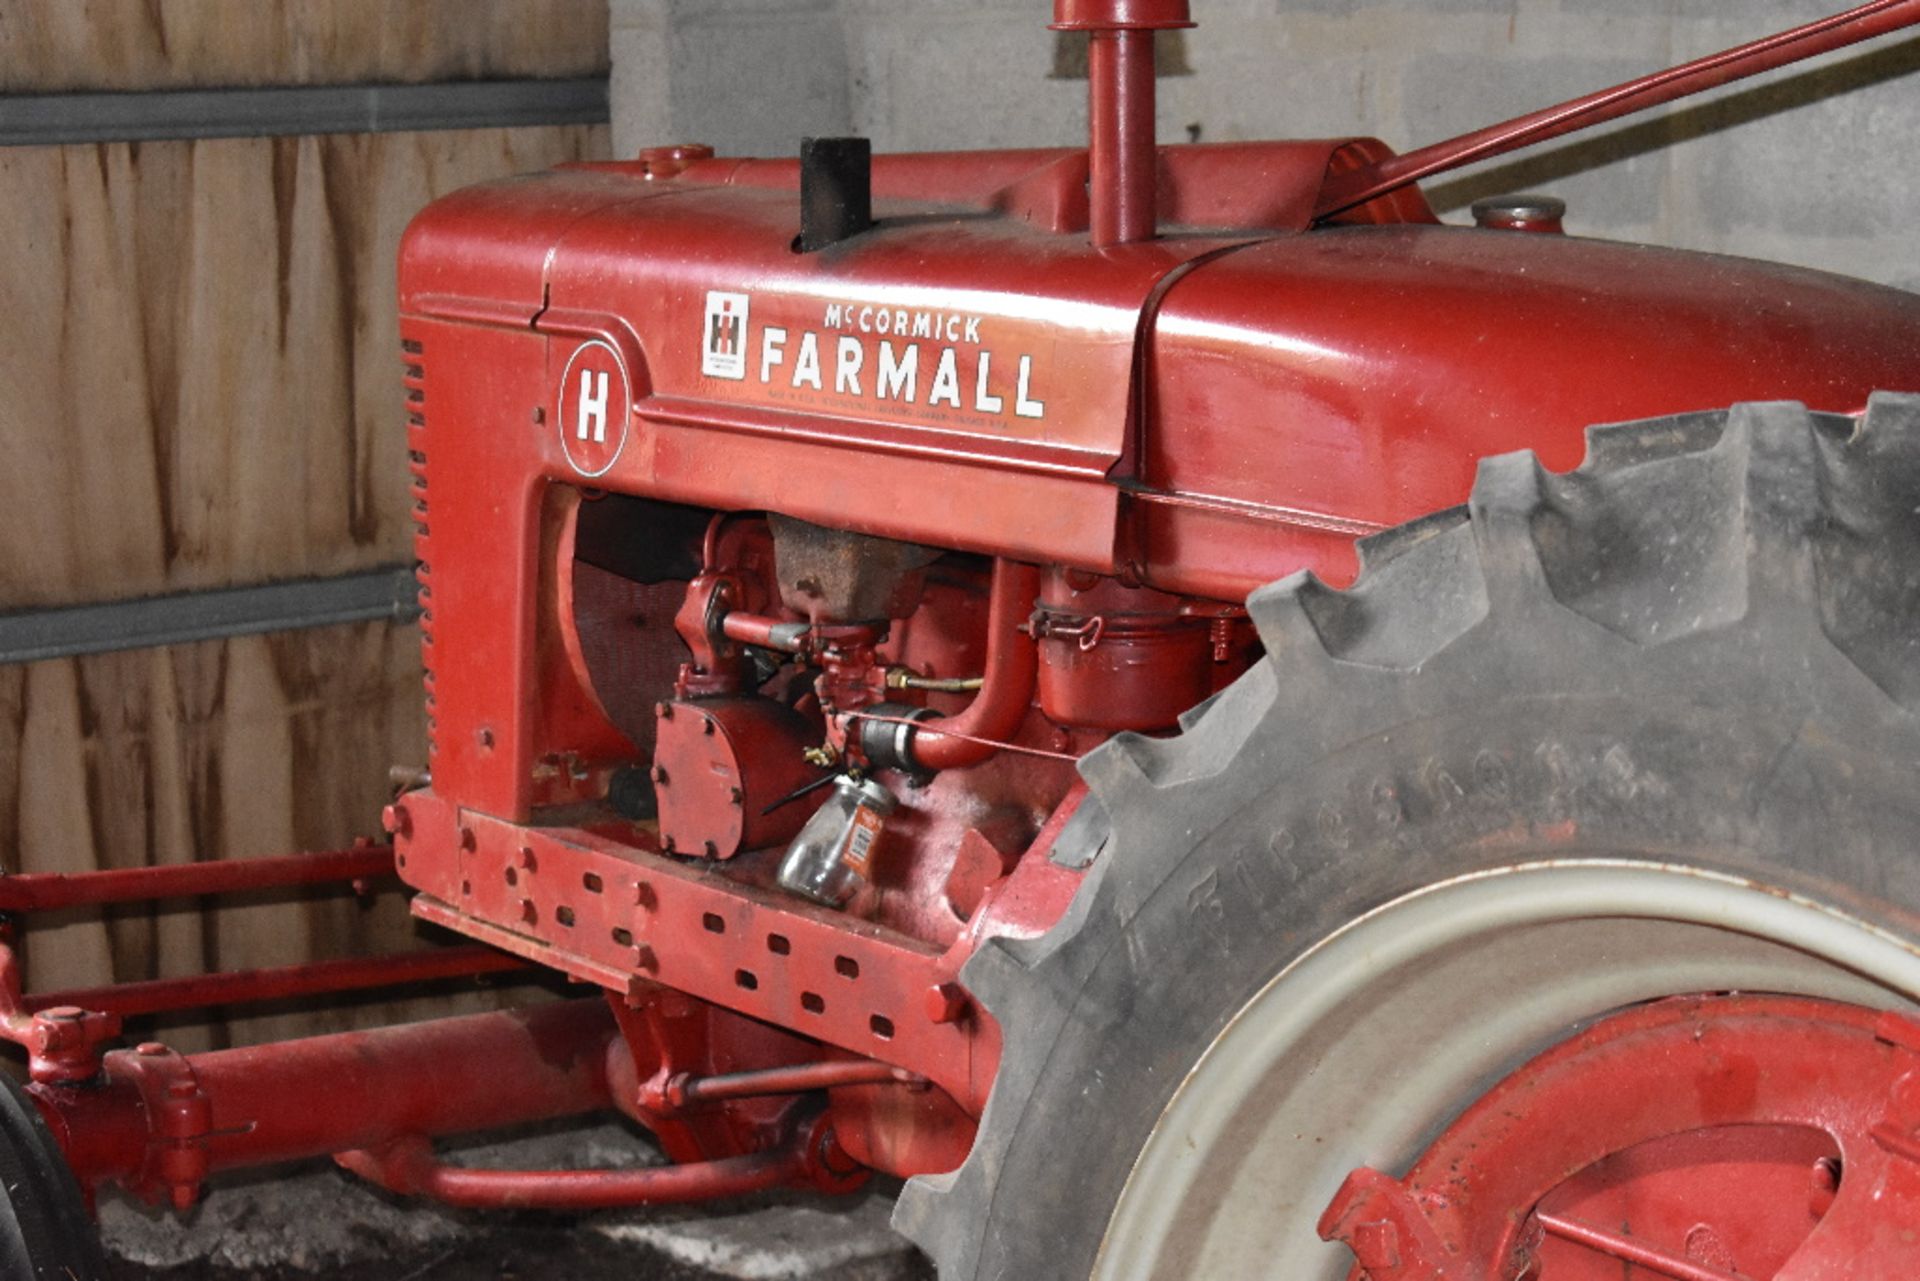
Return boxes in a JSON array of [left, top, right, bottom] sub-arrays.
[[612, 1, 1920, 289]]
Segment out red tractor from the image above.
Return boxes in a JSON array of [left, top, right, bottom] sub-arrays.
[[8, 3, 1920, 1278]]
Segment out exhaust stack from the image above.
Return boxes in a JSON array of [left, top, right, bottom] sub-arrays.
[[1051, 0, 1192, 247]]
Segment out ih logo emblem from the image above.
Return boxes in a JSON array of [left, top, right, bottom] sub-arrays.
[[702, 290, 750, 380], [557, 338, 631, 478]]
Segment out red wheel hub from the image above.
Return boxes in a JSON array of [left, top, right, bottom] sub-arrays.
[[1319, 995, 1920, 1280]]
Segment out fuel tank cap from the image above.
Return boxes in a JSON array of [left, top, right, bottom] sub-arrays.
[[1470, 193, 1567, 233]]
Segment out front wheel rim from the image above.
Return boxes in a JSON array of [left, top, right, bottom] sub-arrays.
[[1092, 860, 1920, 1281]]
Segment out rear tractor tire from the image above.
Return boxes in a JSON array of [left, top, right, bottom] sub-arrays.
[[897, 394, 1920, 1279]]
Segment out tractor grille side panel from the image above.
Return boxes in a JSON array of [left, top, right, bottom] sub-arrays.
[[401, 332, 437, 760], [390, 316, 553, 821]]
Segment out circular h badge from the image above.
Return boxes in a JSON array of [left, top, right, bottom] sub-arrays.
[[557, 340, 631, 477]]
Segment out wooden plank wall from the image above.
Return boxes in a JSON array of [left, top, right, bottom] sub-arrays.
[[0, 1, 610, 90], [0, 3, 610, 1051]]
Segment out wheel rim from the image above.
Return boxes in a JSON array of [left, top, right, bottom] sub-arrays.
[[1091, 860, 1920, 1281], [1320, 994, 1920, 1279]]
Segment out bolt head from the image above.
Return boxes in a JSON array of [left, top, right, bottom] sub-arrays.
[[136, 1042, 169, 1057], [1810, 1156, 1843, 1216], [1350, 1220, 1401, 1270], [637, 143, 715, 179], [925, 983, 969, 1025], [381, 804, 410, 837]]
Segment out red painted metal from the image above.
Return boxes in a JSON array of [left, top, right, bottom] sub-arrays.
[[1319, 996, 1920, 1279], [1052, 2, 1193, 245], [1031, 568, 1236, 731], [1140, 230, 1920, 598], [637, 139, 1394, 237], [652, 697, 824, 859], [399, 800, 992, 1109], [0, 927, 120, 1082], [380, 765, 1089, 1180], [33, 1000, 618, 1207], [336, 1133, 804, 1211], [1315, 0, 1920, 221], [717, 613, 803, 650], [1534, 1213, 1755, 1281], [671, 514, 782, 699], [0, 844, 393, 912], [1471, 196, 1566, 235], [666, 1059, 923, 1108], [0, 843, 503, 1089], [890, 560, 1040, 772], [397, 173, 1920, 650], [1088, 31, 1155, 246]]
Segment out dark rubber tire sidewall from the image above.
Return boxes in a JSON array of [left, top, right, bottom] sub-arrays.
[[0, 1073, 112, 1280], [970, 683, 1920, 1278], [903, 397, 1920, 1280]]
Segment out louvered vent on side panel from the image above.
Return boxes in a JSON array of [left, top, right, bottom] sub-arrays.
[[402, 336, 437, 757]]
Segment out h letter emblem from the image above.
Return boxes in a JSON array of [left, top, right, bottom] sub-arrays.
[[576, 369, 609, 443]]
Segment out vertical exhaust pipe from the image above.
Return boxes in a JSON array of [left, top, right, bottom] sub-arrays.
[[1051, 0, 1193, 246]]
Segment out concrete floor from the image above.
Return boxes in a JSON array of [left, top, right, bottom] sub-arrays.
[[99, 1121, 932, 1281]]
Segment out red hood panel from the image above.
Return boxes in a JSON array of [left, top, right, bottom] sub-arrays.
[[398, 155, 1920, 601], [1146, 225, 1920, 590]]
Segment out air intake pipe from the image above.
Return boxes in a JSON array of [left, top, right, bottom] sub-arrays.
[[859, 559, 1041, 774]]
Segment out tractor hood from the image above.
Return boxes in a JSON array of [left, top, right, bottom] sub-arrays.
[[1144, 224, 1920, 595], [398, 149, 1920, 604]]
